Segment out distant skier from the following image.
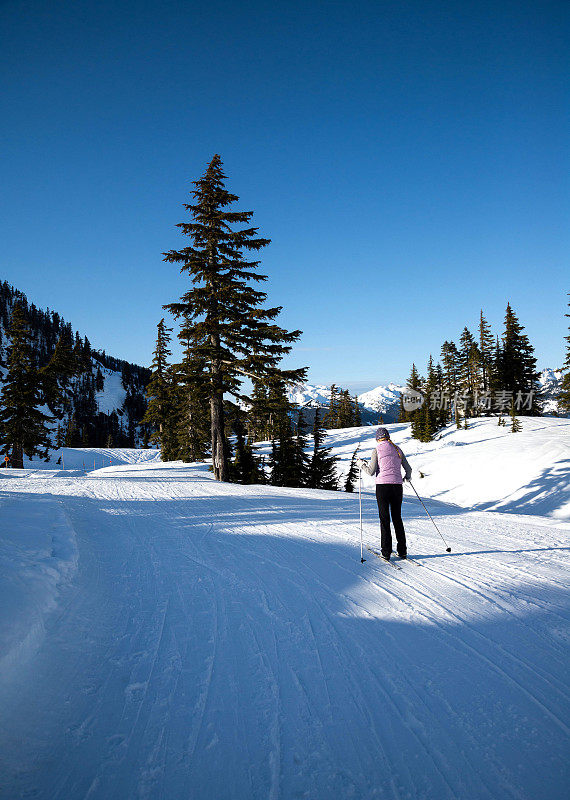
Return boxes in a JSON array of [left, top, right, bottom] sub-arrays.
[[357, 427, 412, 561]]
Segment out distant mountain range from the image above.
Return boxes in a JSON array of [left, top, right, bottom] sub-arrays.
[[288, 369, 565, 424], [287, 382, 406, 424]]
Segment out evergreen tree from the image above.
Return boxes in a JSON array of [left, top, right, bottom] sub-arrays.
[[397, 395, 406, 423], [264, 378, 298, 486], [458, 327, 479, 417], [337, 389, 353, 428], [306, 408, 338, 490], [411, 356, 438, 442], [353, 395, 362, 426], [407, 362, 425, 437], [558, 294, 570, 414], [142, 319, 176, 459], [0, 304, 53, 467], [496, 303, 540, 413], [327, 384, 338, 428], [291, 410, 310, 487], [268, 402, 297, 486], [65, 412, 78, 446], [172, 332, 211, 462], [344, 445, 360, 492], [478, 310, 494, 394], [440, 340, 460, 426], [407, 363, 422, 391], [231, 413, 264, 484], [248, 380, 270, 441], [55, 423, 65, 449], [163, 155, 306, 481], [40, 327, 77, 415], [510, 401, 522, 433]]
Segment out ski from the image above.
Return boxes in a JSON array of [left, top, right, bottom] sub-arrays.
[[366, 547, 402, 570], [392, 553, 422, 567], [391, 551, 422, 567]]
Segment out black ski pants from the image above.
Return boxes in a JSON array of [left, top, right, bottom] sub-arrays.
[[375, 483, 407, 558]]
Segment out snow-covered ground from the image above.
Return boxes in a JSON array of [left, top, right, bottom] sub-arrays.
[[0, 421, 568, 799], [326, 415, 570, 520]]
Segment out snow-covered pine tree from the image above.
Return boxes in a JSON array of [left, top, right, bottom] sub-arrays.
[[0, 303, 53, 467], [306, 408, 338, 490], [163, 155, 306, 481]]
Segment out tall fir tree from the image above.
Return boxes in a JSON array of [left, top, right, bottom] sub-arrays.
[[292, 410, 310, 487], [411, 356, 438, 442], [344, 445, 360, 492], [478, 310, 495, 395], [0, 304, 53, 467], [440, 340, 460, 425], [405, 362, 423, 428], [163, 155, 306, 481], [172, 331, 211, 462], [327, 384, 338, 428], [353, 394, 362, 426], [458, 327, 480, 417], [497, 303, 540, 414], [142, 319, 176, 459], [231, 412, 264, 484], [306, 408, 338, 490], [337, 390, 353, 428]]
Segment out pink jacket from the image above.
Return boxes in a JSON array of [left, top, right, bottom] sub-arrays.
[[362, 440, 412, 484]]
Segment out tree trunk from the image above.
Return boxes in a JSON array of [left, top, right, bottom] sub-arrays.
[[11, 444, 24, 470]]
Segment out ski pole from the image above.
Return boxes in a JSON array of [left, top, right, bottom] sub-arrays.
[[358, 470, 365, 563], [408, 480, 451, 552]]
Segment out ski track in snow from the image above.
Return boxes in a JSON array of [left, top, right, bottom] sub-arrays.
[[0, 453, 568, 799]]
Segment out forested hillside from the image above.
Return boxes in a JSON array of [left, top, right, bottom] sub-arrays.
[[0, 281, 150, 454]]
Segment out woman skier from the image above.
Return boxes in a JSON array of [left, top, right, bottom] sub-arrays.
[[357, 427, 412, 561]]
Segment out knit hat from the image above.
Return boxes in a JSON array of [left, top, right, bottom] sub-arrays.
[[375, 427, 390, 441]]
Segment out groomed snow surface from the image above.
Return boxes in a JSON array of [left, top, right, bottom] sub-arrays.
[[0, 418, 568, 799]]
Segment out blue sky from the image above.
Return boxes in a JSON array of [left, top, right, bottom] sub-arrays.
[[1, 0, 568, 389]]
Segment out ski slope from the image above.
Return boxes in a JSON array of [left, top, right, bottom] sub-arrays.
[[0, 425, 568, 799]]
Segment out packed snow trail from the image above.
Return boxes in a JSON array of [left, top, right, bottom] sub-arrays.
[[0, 462, 568, 799]]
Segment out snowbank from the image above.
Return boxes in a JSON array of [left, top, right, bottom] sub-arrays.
[[0, 497, 78, 686], [22, 447, 162, 471], [329, 416, 570, 519]]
